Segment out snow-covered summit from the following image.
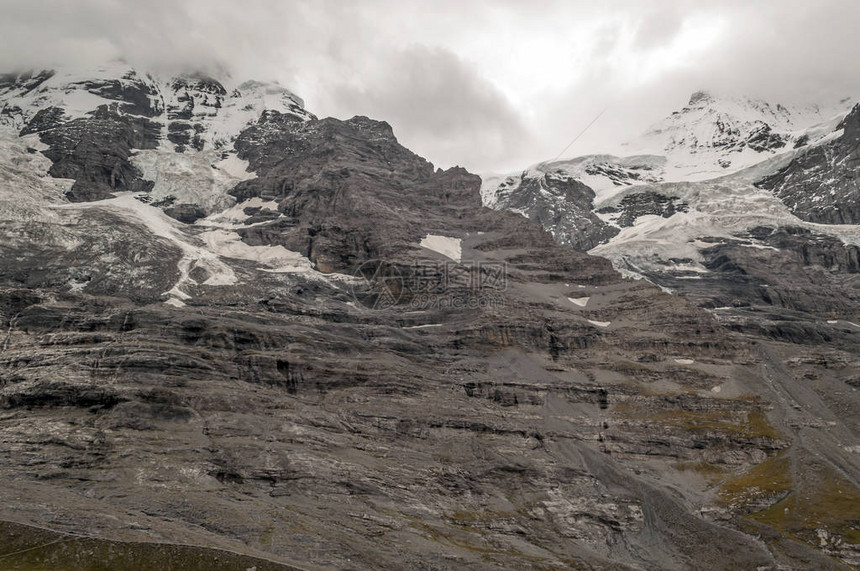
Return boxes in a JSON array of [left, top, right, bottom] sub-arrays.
[[482, 90, 855, 218], [621, 90, 852, 181], [0, 61, 314, 151], [0, 62, 316, 218], [480, 89, 860, 285]]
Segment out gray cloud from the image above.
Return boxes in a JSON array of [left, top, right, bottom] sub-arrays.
[[0, 0, 858, 173], [329, 46, 531, 171], [632, 6, 684, 50]]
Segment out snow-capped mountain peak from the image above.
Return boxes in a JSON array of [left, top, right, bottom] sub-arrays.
[[0, 63, 316, 221], [621, 90, 852, 181], [480, 89, 859, 282], [0, 63, 314, 152]]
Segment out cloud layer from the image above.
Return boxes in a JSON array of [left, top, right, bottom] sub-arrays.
[[1, 0, 858, 173]]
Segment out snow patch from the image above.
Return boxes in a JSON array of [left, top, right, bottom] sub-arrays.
[[568, 296, 590, 307], [197, 197, 281, 229], [214, 153, 255, 180], [0, 127, 72, 220], [198, 229, 314, 273], [420, 234, 462, 262], [130, 149, 253, 215], [51, 193, 238, 301], [674, 358, 695, 365], [587, 319, 610, 328]]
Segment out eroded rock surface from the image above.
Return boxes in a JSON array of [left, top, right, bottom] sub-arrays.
[[483, 169, 618, 250]]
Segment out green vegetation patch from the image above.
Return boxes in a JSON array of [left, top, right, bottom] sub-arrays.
[[748, 467, 860, 547], [617, 399, 783, 442], [652, 408, 781, 439], [718, 452, 792, 507]]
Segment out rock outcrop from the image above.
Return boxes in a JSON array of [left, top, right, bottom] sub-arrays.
[[756, 104, 860, 224], [230, 113, 484, 270], [597, 190, 688, 227], [483, 169, 619, 250]]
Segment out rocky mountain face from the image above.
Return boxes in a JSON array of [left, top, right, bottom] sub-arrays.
[[230, 112, 483, 272], [756, 103, 860, 224], [0, 68, 858, 570], [596, 191, 689, 228], [481, 154, 668, 251], [484, 168, 619, 250]]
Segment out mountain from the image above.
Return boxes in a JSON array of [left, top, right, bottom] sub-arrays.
[[483, 92, 860, 292], [482, 92, 854, 255], [484, 91, 860, 566], [0, 66, 858, 570]]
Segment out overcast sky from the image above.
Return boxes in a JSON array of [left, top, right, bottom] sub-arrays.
[[1, 0, 858, 173]]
